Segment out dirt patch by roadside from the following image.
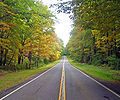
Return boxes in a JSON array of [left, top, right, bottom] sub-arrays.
[[0, 76, 5, 79], [0, 73, 5, 79]]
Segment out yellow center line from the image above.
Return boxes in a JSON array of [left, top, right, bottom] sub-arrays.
[[63, 65, 66, 100], [58, 58, 66, 100], [58, 68, 63, 100], [63, 57, 65, 100]]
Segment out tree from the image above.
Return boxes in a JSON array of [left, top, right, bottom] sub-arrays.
[[0, 0, 64, 70], [65, 0, 120, 69]]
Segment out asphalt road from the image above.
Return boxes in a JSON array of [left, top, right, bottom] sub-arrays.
[[0, 56, 120, 100]]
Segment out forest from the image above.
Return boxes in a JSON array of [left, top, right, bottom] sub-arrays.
[[0, 0, 120, 71], [65, 0, 120, 70], [0, 0, 64, 71], [0, 0, 120, 98]]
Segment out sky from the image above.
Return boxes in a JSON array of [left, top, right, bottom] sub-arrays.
[[42, 0, 73, 47]]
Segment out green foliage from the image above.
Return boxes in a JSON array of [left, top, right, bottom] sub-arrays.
[[66, 0, 120, 70], [44, 58, 49, 64], [108, 55, 120, 70], [68, 57, 120, 82], [91, 55, 105, 65]]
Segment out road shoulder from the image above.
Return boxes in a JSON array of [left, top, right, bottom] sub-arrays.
[[0, 60, 60, 98], [67, 58, 120, 95]]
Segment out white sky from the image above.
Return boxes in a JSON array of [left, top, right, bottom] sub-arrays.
[[42, 0, 73, 47]]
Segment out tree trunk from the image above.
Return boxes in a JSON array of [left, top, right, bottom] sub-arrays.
[[93, 35, 96, 55], [114, 39, 117, 58], [26, 63, 28, 69], [22, 56, 23, 64], [28, 51, 32, 69], [81, 54, 84, 63], [18, 49, 24, 64], [89, 47, 92, 64], [81, 44, 84, 63], [37, 57, 39, 68], [3, 49, 8, 66], [8, 54, 14, 65], [107, 32, 110, 56], [18, 55, 21, 64], [0, 33, 4, 66], [0, 46, 4, 66]]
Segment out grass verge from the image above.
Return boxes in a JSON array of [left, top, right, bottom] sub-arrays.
[[0, 59, 60, 92], [68, 57, 120, 83]]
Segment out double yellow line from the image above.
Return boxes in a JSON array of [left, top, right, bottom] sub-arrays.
[[58, 58, 66, 100]]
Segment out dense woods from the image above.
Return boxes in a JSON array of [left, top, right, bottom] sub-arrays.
[[0, 0, 64, 71], [1, 0, 120, 71], [64, 0, 120, 69]]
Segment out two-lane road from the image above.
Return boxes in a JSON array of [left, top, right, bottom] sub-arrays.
[[0, 56, 120, 100]]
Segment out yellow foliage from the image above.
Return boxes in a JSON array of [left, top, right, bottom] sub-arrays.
[[0, 2, 7, 7], [84, 48, 89, 51], [91, 30, 100, 36]]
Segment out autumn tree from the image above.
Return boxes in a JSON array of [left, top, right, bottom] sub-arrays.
[[0, 0, 64, 70]]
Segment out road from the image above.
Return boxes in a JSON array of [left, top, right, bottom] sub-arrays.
[[0, 56, 120, 100]]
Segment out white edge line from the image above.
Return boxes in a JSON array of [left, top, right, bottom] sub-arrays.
[[72, 65, 120, 98], [0, 64, 58, 100]]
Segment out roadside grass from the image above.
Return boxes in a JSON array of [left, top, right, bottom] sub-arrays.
[[68, 57, 120, 83], [0, 59, 60, 92]]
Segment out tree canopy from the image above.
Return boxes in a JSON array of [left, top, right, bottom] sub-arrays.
[[58, 0, 120, 69], [0, 0, 64, 70]]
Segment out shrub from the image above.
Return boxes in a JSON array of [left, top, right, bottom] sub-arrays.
[[108, 55, 120, 70], [92, 55, 105, 65]]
